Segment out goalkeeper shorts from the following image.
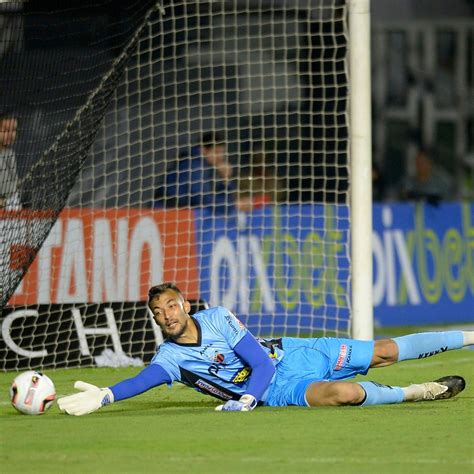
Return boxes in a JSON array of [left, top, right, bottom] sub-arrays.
[[264, 337, 375, 407]]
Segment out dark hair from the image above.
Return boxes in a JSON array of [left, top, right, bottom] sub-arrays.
[[201, 130, 225, 148], [148, 282, 183, 303], [0, 110, 16, 121]]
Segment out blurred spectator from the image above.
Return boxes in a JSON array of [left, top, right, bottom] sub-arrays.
[[239, 148, 287, 208], [154, 131, 250, 214], [372, 161, 386, 202], [461, 154, 474, 201], [400, 148, 454, 204], [0, 112, 21, 210], [0, 1, 24, 61]]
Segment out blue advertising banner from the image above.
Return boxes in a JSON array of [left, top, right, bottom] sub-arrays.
[[195, 205, 351, 334], [372, 202, 474, 326], [195, 202, 473, 332]]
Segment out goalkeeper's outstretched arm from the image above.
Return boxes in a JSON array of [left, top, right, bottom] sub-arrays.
[[215, 332, 276, 412], [58, 364, 171, 416]]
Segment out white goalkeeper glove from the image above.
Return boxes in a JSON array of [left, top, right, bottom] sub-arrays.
[[215, 394, 257, 412], [58, 381, 114, 416]]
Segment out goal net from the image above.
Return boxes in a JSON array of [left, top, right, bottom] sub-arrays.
[[1, 0, 356, 371]]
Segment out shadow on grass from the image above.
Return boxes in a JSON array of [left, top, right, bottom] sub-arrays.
[[87, 399, 219, 418]]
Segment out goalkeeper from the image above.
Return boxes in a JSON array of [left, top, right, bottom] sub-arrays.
[[59, 283, 472, 415]]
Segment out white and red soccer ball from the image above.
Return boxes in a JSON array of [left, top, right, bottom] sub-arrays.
[[10, 371, 56, 415]]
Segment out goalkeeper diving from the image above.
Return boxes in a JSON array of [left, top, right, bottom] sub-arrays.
[[58, 283, 472, 415]]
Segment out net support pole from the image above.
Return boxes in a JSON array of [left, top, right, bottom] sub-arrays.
[[349, 0, 374, 340]]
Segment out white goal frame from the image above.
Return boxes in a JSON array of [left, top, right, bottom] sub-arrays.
[[349, 0, 373, 340]]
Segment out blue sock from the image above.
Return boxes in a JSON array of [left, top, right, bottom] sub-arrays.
[[393, 331, 464, 362], [358, 381, 404, 406]]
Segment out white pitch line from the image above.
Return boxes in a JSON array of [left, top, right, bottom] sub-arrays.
[[238, 456, 473, 466]]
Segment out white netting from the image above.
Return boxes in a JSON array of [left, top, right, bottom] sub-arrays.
[[1, 0, 351, 370]]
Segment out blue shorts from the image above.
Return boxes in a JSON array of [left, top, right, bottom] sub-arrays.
[[264, 337, 375, 407]]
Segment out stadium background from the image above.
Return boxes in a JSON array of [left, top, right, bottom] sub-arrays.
[[0, 3, 473, 473], [0, 0, 472, 370], [1, 1, 472, 208]]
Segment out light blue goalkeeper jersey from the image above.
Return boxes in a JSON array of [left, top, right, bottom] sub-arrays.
[[150, 306, 284, 401]]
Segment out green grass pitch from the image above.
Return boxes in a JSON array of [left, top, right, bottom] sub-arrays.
[[1, 349, 473, 474]]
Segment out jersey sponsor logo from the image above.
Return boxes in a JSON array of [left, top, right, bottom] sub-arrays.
[[208, 361, 223, 377], [224, 312, 240, 336], [417, 346, 448, 359], [231, 367, 251, 384], [198, 344, 214, 357], [345, 345, 352, 364], [334, 344, 348, 371], [195, 379, 234, 400], [228, 311, 246, 330], [197, 347, 226, 378], [179, 367, 240, 401]]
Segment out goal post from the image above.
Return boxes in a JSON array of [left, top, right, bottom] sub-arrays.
[[0, 0, 374, 370], [349, 0, 374, 340]]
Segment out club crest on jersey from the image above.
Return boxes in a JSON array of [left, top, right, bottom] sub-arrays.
[[213, 351, 225, 363]]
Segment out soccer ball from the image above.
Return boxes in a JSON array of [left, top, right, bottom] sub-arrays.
[[10, 371, 56, 415]]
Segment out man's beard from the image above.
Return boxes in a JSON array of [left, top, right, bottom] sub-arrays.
[[162, 319, 187, 340]]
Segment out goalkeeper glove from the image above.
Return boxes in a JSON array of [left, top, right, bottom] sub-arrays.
[[215, 394, 257, 412], [58, 381, 114, 416]]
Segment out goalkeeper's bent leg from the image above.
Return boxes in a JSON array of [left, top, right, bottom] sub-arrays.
[[357, 377, 466, 406], [357, 381, 404, 406], [305, 381, 404, 406], [305, 377, 466, 407]]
